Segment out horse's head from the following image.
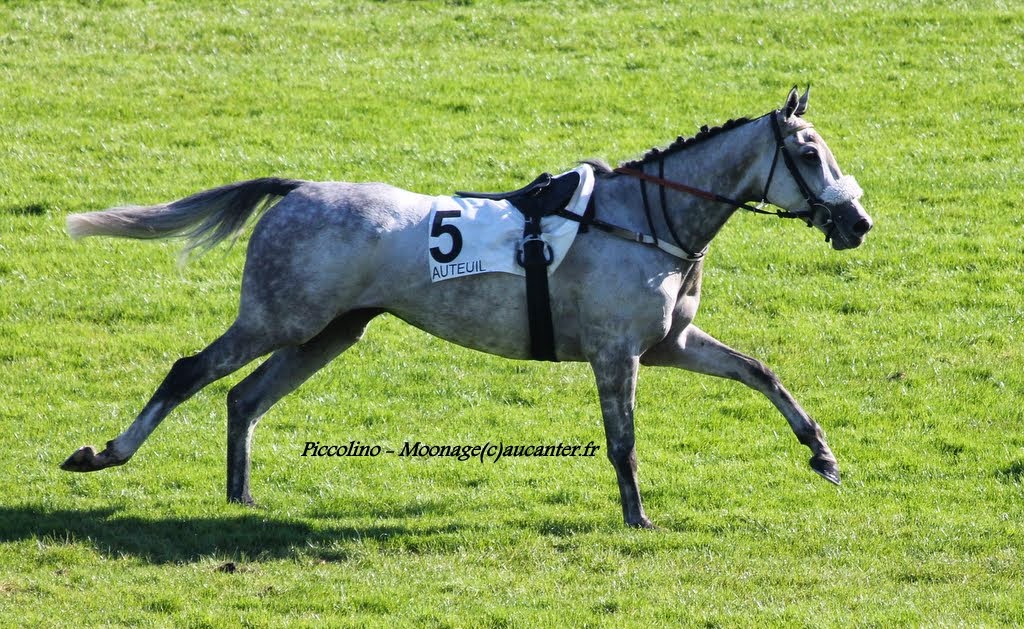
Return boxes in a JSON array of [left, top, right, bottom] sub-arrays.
[[765, 87, 873, 250]]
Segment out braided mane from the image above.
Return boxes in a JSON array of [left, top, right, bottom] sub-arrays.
[[619, 117, 753, 169]]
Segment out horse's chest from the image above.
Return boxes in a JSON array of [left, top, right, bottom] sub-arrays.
[[671, 262, 704, 327]]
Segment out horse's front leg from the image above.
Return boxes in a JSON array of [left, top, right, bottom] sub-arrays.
[[642, 324, 840, 485], [589, 351, 654, 529]]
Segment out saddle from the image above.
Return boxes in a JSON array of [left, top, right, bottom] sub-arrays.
[[457, 171, 585, 363], [457, 171, 581, 220]]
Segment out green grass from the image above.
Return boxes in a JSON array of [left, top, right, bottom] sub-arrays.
[[2, 0, 1023, 625]]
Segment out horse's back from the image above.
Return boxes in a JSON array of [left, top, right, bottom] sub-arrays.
[[253, 180, 431, 238]]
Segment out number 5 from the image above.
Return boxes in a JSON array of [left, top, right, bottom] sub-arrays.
[[430, 210, 463, 263]]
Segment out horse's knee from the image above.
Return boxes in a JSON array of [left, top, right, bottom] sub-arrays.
[[226, 386, 258, 430]]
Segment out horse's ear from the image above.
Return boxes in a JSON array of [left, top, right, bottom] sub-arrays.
[[795, 86, 810, 116], [783, 86, 800, 118]]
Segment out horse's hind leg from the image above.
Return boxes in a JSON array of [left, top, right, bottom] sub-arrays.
[[226, 309, 382, 504], [641, 324, 840, 484], [62, 322, 279, 473]]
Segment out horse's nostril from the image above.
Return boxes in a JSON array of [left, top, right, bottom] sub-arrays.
[[852, 218, 872, 236]]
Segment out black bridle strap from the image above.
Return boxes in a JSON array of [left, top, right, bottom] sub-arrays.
[[637, 174, 659, 245], [553, 203, 706, 262], [658, 158, 688, 248], [634, 160, 703, 259], [770, 113, 816, 204], [768, 113, 836, 242]]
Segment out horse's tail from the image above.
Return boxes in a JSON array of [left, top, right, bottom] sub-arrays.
[[66, 177, 305, 260]]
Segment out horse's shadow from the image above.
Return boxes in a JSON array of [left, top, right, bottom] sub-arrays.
[[0, 504, 443, 564]]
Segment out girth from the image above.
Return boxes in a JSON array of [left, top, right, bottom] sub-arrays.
[[457, 171, 583, 362]]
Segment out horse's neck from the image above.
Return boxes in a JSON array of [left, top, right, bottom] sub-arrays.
[[651, 118, 770, 254]]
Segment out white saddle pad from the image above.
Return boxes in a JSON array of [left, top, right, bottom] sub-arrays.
[[428, 164, 595, 283]]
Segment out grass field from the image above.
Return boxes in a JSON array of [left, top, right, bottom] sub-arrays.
[[2, 0, 1023, 625]]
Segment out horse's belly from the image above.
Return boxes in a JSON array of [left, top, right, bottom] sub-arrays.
[[383, 272, 565, 361], [376, 268, 675, 364]]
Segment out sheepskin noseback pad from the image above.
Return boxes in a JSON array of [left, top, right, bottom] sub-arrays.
[[820, 175, 863, 206]]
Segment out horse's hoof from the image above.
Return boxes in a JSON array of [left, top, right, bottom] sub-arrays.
[[227, 494, 257, 507], [810, 455, 841, 485], [61, 445, 126, 472], [60, 445, 100, 472], [627, 517, 657, 530]]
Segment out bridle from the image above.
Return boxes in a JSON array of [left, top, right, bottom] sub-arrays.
[[612, 109, 837, 260]]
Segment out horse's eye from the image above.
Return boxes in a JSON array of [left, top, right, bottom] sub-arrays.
[[801, 147, 819, 162]]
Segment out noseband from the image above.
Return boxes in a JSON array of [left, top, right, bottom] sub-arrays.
[[614, 109, 858, 255]]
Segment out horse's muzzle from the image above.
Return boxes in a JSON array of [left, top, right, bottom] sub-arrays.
[[829, 209, 873, 250], [819, 175, 871, 250]]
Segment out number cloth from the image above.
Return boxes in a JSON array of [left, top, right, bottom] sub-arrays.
[[427, 165, 595, 283]]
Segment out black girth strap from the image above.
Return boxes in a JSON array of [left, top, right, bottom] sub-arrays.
[[516, 209, 557, 362]]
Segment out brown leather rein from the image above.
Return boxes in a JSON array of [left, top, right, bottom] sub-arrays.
[[552, 112, 823, 262], [600, 111, 823, 260], [612, 113, 816, 221], [612, 166, 804, 218]]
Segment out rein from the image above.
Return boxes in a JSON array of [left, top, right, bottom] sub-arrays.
[[602, 110, 825, 261], [611, 166, 810, 220]]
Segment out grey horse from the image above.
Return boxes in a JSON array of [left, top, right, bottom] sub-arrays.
[[62, 88, 872, 528]]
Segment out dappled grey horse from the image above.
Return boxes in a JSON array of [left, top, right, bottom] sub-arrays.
[[62, 88, 872, 528]]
